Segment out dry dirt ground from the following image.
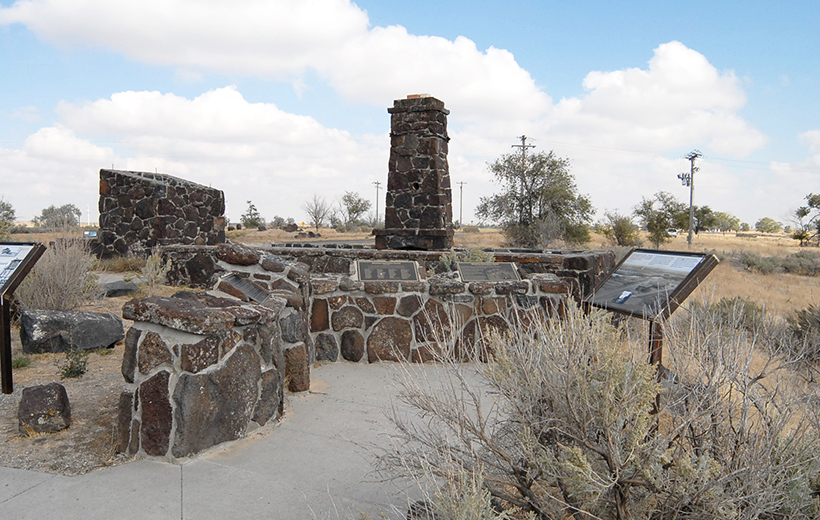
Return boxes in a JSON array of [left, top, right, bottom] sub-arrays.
[[1, 229, 814, 476]]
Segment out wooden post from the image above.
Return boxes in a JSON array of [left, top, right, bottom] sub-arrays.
[[1, 297, 12, 394], [648, 319, 663, 366]]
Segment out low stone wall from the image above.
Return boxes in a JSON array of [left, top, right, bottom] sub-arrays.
[[115, 290, 302, 460], [95, 169, 226, 258]]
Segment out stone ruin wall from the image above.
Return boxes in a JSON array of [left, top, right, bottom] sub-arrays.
[[95, 169, 226, 258]]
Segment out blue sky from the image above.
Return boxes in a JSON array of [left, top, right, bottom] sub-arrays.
[[1, 0, 818, 228]]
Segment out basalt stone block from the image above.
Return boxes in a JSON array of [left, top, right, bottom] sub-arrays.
[[413, 299, 452, 343], [340, 330, 364, 362], [311, 278, 340, 294], [493, 281, 530, 295], [139, 370, 172, 456], [285, 343, 310, 392], [138, 331, 173, 375], [314, 333, 339, 362], [122, 326, 141, 383], [20, 310, 125, 354], [279, 311, 305, 343], [327, 296, 347, 310], [355, 298, 377, 314], [184, 252, 220, 287], [468, 282, 493, 295], [271, 278, 298, 293], [401, 281, 427, 292], [252, 368, 283, 426], [460, 316, 510, 362], [261, 255, 288, 273], [339, 277, 363, 291], [123, 296, 235, 334], [216, 242, 260, 266], [311, 299, 329, 332], [364, 281, 400, 294], [180, 335, 221, 373], [286, 262, 310, 283], [397, 295, 423, 317], [172, 345, 261, 457], [332, 306, 364, 331], [116, 391, 134, 453], [481, 297, 507, 315], [428, 277, 465, 295], [367, 317, 412, 362], [373, 297, 397, 315], [102, 280, 140, 298], [18, 383, 72, 435]]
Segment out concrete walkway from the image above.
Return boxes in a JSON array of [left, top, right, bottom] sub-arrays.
[[1, 362, 483, 520]]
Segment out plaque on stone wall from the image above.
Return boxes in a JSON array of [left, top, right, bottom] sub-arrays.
[[458, 262, 520, 282], [220, 273, 271, 303], [586, 248, 718, 320], [356, 260, 419, 281]]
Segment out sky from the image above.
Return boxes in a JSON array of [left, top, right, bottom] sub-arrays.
[[1, 0, 818, 228]]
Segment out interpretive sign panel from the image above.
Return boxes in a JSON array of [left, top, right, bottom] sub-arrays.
[[221, 273, 271, 304], [2, 242, 46, 394], [356, 260, 419, 281], [587, 248, 718, 320], [458, 262, 520, 282]]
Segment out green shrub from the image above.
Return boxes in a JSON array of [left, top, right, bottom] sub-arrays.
[[690, 296, 766, 333], [782, 250, 820, 276], [736, 250, 780, 274], [462, 225, 480, 233], [57, 349, 89, 379], [12, 355, 32, 369]]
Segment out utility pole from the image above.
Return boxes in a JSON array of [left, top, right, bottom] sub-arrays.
[[677, 150, 701, 249], [372, 181, 381, 226], [511, 135, 535, 223], [456, 181, 466, 226]]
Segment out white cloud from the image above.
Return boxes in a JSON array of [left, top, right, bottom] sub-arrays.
[[799, 130, 820, 153]]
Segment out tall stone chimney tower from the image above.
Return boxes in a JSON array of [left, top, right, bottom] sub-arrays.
[[374, 95, 454, 250]]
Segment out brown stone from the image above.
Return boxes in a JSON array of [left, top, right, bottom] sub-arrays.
[[401, 281, 426, 292], [180, 335, 221, 373], [367, 317, 412, 362], [411, 343, 444, 363], [287, 262, 310, 283], [364, 281, 400, 294], [332, 306, 364, 331], [123, 296, 235, 334], [373, 297, 397, 315], [340, 330, 364, 362], [122, 326, 141, 384], [327, 296, 347, 310], [285, 343, 310, 392], [216, 242, 260, 265], [139, 371, 172, 456], [460, 316, 509, 362], [397, 295, 423, 317], [270, 290, 304, 309], [116, 391, 134, 453], [493, 281, 530, 295], [138, 331, 173, 375], [252, 368, 283, 426], [171, 346, 261, 457], [481, 297, 507, 315], [413, 299, 452, 343], [271, 278, 298, 293], [18, 383, 72, 435], [261, 255, 287, 272], [453, 303, 473, 327], [311, 278, 339, 294], [428, 277, 465, 295], [339, 277, 363, 291], [355, 298, 377, 314], [468, 282, 493, 295], [311, 299, 329, 332]]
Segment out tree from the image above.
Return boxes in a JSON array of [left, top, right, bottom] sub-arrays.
[[338, 191, 371, 227], [302, 194, 331, 233], [598, 212, 641, 247], [693, 205, 718, 234], [0, 196, 15, 240], [240, 200, 262, 228], [792, 193, 820, 246], [713, 211, 740, 234], [633, 191, 686, 248], [756, 217, 782, 234], [475, 150, 593, 247], [740, 222, 751, 231], [34, 203, 81, 229]]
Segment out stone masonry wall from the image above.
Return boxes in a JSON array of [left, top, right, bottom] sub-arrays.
[[95, 169, 226, 258]]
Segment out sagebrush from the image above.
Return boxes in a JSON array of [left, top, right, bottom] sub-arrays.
[[15, 239, 100, 311]]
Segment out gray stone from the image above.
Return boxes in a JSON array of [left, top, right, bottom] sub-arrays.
[[122, 326, 141, 383], [287, 262, 310, 283], [138, 331, 173, 375], [122, 296, 235, 334], [260, 255, 287, 272], [279, 311, 305, 343], [216, 242, 260, 266], [315, 333, 338, 362], [172, 345, 261, 457], [340, 330, 364, 362], [102, 280, 140, 298], [285, 343, 310, 392], [20, 310, 125, 354], [367, 317, 412, 362], [18, 383, 72, 435], [116, 391, 134, 453], [332, 306, 364, 331], [428, 276, 465, 295], [252, 369, 283, 426]]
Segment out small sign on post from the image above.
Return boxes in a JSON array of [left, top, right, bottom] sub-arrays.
[[1, 243, 47, 394]]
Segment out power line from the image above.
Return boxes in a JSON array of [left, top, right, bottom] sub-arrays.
[[678, 150, 701, 249], [456, 181, 466, 225], [372, 181, 381, 225]]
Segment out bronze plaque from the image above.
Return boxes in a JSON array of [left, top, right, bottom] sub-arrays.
[[458, 262, 520, 282], [357, 260, 419, 281]]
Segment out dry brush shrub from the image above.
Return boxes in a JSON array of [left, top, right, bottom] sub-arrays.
[[140, 247, 171, 295], [15, 239, 100, 311], [381, 302, 820, 520]]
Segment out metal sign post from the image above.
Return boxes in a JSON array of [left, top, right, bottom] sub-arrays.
[[0, 243, 46, 394]]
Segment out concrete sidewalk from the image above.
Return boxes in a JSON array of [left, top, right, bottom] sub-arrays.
[[1, 362, 481, 520]]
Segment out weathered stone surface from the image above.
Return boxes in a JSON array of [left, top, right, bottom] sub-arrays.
[[481, 297, 507, 315], [279, 311, 305, 343], [411, 343, 444, 363], [314, 333, 339, 362], [183, 252, 220, 287], [20, 310, 124, 354], [401, 281, 426, 292], [397, 295, 423, 317], [18, 383, 72, 435], [123, 296, 235, 334], [258, 321, 282, 368], [271, 278, 298, 293], [102, 280, 140, 298], [340, 330, 364, 362], [139, 371, 172, 456], [460, 316, 509, 361], [468, 282, 493, 295], [373, 297, 397, 315], [494, 281, 530, 295], [364, 281, 400, 294], [172, 346, 261, 457], [327, 296, 346, 310], [252, 368, 283, 426], [285, 343, 310, 392], [310, 299, 329, 332], [180, 335, 221, 373], [270, 289, 304, 310], [332, 306, 364, 331], [260, 255, 287, 272], [138, 331, 173, 375], [286, 262, 310, 283], [310, 278, 339, 294], [355, 297, 376, 314], [531, 273, 575, 295], [122, 326, 141, 383], [339, 276, 363, 291], [413, 299, 452, 343], [217, 242, 260, 265], [367, 317, 412, 362], [428, 277, 465, 295], [116, 391, 134, 453]]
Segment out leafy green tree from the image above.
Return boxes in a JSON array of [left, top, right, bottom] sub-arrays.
[[34, 203, 81, 229], [792, 193, 820, 246], [240, 200, 262, 228], [633, 191, 686, 248], [338, 191, 371, 226], [475, 150, 592, 247], [0, 196, 15, 240], [713, 211, 741, 234], [693, 205, 718, 233], [740, 222, 751, 231], [599, 212, 641, 246], [756, 216, 782, 234]]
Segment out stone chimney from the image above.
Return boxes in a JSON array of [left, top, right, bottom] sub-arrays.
[[374, 95, 454, 250]]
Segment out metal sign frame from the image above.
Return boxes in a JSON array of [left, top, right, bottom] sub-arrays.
[[1, 242, 47, 394], [355, 260, 420, 282], [457, 262, 520, 282]]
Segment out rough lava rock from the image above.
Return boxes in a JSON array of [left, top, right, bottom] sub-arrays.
[[20, 310, 124, 354], [18, 382, 72, 435]]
